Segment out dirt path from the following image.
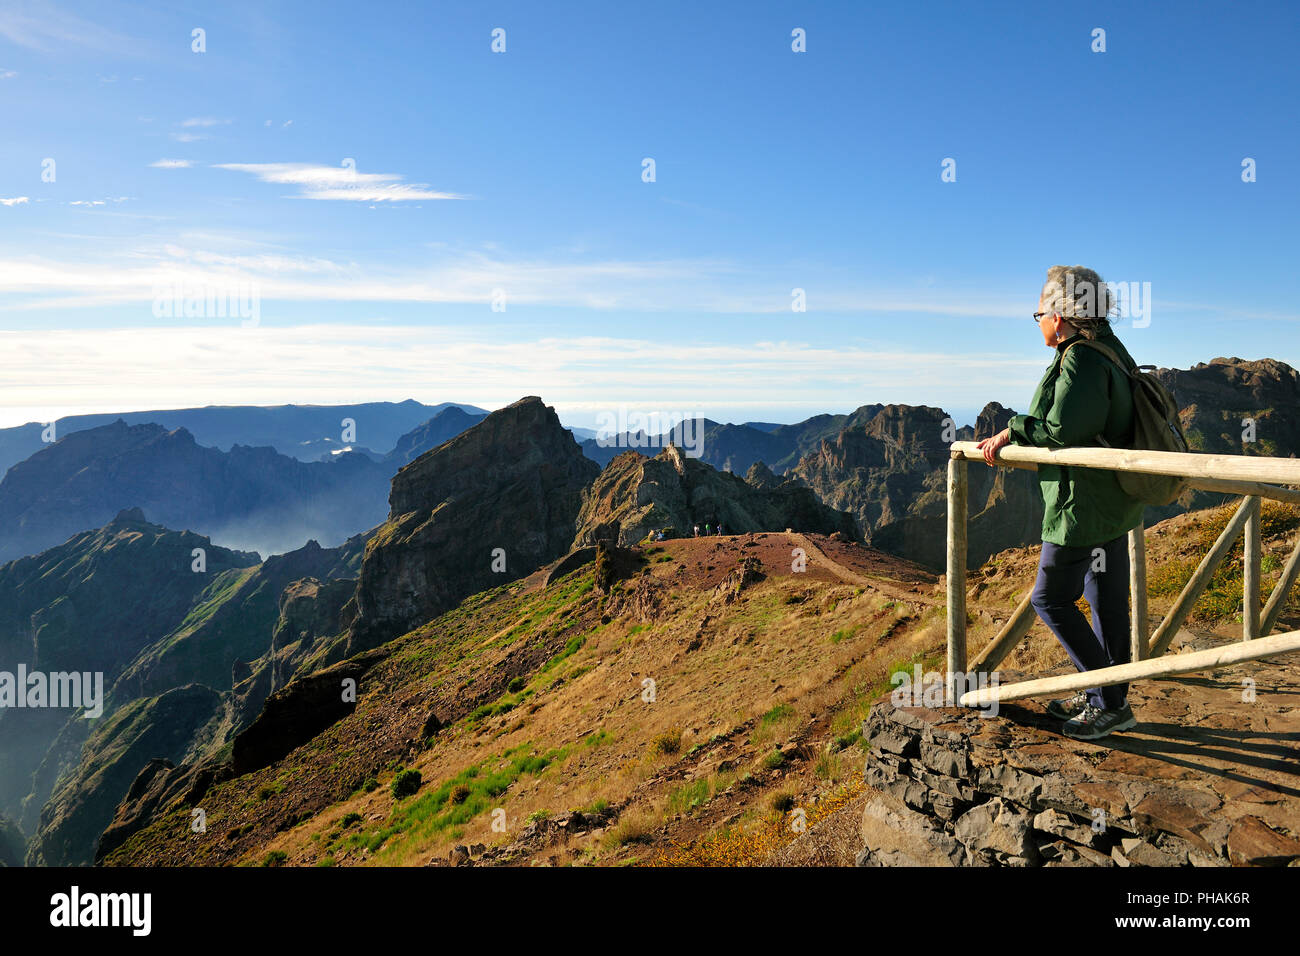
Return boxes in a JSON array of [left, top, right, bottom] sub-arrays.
[[786, 532, 944, 610]]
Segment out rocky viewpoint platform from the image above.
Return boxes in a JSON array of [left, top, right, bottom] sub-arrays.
[[859, 630, 1300, 867]]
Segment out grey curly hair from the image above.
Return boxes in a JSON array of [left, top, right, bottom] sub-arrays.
[[1040, 265, 1116, 339]]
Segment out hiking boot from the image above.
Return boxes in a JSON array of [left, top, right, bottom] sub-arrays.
[[1046, 690, 1089, 721], [1062, 702, 1137, 741]]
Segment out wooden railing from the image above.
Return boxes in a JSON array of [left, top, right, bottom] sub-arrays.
[[943, 441, 1300, 707]]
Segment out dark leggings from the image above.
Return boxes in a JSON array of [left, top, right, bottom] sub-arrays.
[[1029, 533, 1131, 710]]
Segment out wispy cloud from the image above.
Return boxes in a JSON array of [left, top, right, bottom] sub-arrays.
[[0, 2, 138, 54], [0, 197, 29, 206], [170, 132, 206, 143], [214, 162, 467, 202], [181, 117, 229, 128], [150, 159, 192, 169], [67, 197, 129, 207], [0, 69, 16, 79], [0, 245, 737, 310]]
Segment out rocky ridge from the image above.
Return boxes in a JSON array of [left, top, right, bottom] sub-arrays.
[[573, 444, 858, 547]]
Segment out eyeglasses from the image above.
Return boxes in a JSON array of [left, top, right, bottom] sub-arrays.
[[1032, 311, 1056, 323]]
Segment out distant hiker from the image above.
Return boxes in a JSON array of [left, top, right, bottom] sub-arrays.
[[976, 265, 1142, 741], [655, 530, 665, 541], [705, 523, 712, 535], [717, 521, 724, 536], [693, 524, 700, 537]]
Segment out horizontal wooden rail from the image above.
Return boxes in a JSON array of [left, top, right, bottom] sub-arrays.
[[974, 457, 1300, 506], [958, 628, 1300, 707], [949, 441, 1300, 504]]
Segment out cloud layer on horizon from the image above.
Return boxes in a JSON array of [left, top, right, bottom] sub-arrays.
[[0, 323, 1049, 429]]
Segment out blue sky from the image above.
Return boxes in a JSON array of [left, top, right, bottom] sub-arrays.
[[0, 0, 1296, 430]]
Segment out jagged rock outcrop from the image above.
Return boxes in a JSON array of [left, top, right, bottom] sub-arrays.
[[789, 403, 1039, 569], [791, 403, 955, 535], [713, 555, 767, 605], [95, 757, 234, 863], [862, 402, 1045, 570], [573, 445, 859, 547], [230, 647, 389, 776], [351, 397, 599, 646], [1157, 357, 1299, 458], [744, 461, 782, 490]]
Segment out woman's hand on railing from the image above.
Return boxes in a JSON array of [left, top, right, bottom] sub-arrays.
[[975, 427, 1012, 465]]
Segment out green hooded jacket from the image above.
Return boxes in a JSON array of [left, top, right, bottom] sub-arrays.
[[1007, 325, 1145, 547]]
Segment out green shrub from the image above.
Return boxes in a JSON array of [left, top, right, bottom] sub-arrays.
[[770, 791, 796, 813], [652, 728, 682, 755], [391, 769, 422, 799]]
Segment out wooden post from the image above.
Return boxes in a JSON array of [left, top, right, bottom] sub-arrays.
[[1261, 533, 1300, 638], [958, 628, 1300, 707], [946, 454, 968, 692], [1147, 496, 1254, 657], [969, 592, 1038, 674], [1243, 496, 1261, 641], [1129, 522, 1148, 661]]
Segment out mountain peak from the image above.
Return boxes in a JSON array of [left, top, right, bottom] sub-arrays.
[[353, 395, 599, 644], [110, 506, 149, 525]]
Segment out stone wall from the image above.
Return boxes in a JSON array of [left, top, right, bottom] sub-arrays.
[[859, 694, 1300, 867]]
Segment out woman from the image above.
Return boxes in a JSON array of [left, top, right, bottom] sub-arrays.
[[976, 265, 1145, 741]]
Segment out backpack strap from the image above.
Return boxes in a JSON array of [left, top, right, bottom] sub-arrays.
[[1063, 338, 1135, 375], [1062, 338, 1136, 449]]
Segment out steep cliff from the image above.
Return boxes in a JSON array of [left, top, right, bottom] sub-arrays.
[[351, 396, 599, 645], [787, 402, 1039, 569], [1158, 357, 1300, 458]]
